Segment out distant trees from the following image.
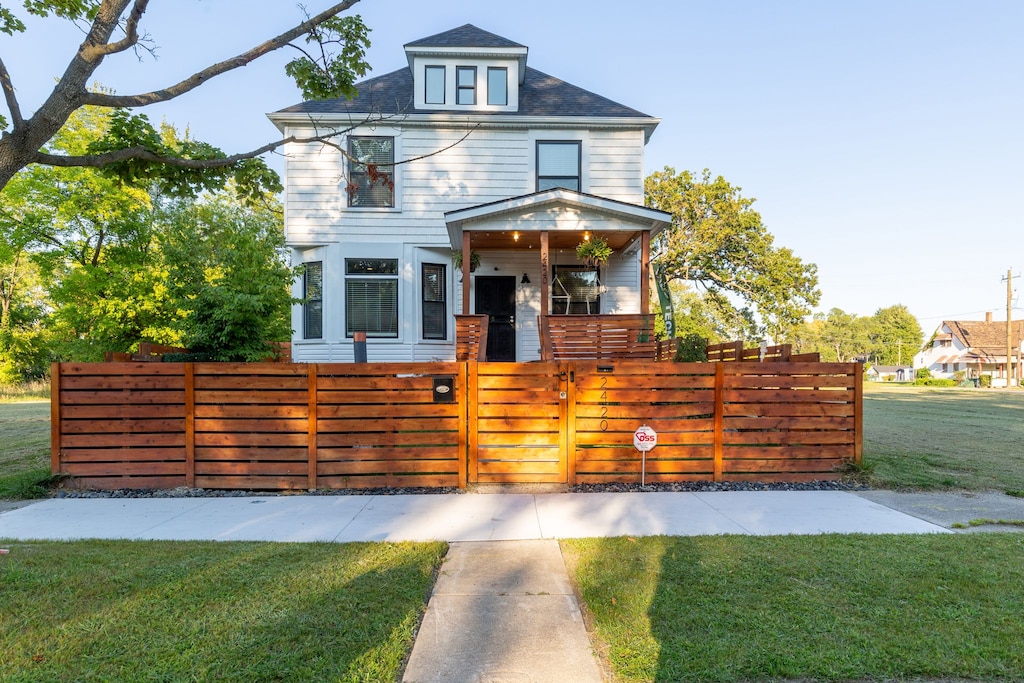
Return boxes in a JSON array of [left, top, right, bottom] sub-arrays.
[[781, 304, 923, 365]]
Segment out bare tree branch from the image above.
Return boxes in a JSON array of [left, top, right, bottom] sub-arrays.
[[83, 0, 149, 59], [0, 56, 23, 128], [81, 0, 361, 108]]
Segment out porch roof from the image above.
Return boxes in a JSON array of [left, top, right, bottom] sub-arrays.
[[444, 188, 673, 251]]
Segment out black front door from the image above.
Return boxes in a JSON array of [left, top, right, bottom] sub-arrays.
[[475, 276, 516, 361]]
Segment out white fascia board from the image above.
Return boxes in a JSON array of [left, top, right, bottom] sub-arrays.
[[405, 45, 529, 81], [445, 189, 672, 246], [267, 112, 662, 141]]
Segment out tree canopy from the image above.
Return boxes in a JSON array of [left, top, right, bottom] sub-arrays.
[[645, 167, 820, 340], [0, 104, 294, 377], [780, 304, 923, 365], [0, 0, 370, 190]]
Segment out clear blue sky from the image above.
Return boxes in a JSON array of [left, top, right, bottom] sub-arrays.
[[5, 0, 1021, 332]]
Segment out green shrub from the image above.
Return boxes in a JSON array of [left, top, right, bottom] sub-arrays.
[[913, 377, 957, 387], [980, 374, 992, 388], [915, 367, 932, 379]]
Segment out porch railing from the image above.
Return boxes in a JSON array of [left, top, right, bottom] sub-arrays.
[[539, 314, 657, 361]]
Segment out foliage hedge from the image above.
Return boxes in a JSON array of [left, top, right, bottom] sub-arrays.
[[913, 378, 957, 387]]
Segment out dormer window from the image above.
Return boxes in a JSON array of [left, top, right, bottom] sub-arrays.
[[425, 65, 445, 104], [487, 67, 508, 106], [456, 66, 476, 105]]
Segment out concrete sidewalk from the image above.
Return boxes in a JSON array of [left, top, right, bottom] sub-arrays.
[[0, 490, 948, 542]]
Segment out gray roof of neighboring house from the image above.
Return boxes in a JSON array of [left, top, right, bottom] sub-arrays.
[[405, 24, 526, 49]]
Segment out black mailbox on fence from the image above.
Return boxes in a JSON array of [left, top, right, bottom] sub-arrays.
[[432, 375, 455, 403]]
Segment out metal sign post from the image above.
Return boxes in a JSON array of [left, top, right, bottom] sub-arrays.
[[633, 424, 657, 485]]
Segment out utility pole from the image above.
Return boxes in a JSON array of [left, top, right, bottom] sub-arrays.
[[1005, 269, 1015, 388]]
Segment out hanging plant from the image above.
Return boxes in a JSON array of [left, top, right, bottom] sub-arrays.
[[452, 249, 481, 272], [576, 236, 612, 267]]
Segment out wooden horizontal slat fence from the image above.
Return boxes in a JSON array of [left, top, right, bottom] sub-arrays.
[[540, 314, 657, 361], [52, 360, 860, 490]]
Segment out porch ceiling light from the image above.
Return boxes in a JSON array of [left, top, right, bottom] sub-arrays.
[[513, 231, 520, 242]]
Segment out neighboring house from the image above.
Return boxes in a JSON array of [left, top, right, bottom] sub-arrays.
[[866, 365, 914, 382], [267, 24, 671, 363], [914, 313, 1024, 387]]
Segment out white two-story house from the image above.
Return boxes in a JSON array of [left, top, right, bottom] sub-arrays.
[[268, 24, 671, 362]]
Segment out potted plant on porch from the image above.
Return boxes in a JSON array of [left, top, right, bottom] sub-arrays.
[[575, 235, 612, 267], [452, 249, 481, 272]]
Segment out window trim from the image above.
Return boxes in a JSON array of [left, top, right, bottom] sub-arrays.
[[421, 262, 448, 341], [344, 258, 399, 339], [425, 65, 445, 105], [487, 67, 508, 106], [303, 261, 323, 339], [347, 136, 395, 208], [456, 66, 477, 105], [536, 140, 582, 192]]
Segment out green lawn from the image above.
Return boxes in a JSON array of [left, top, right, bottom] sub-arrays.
[[863, 384, 1024, 491], [0, 401, 51, 498], [563, 534, 1024, 682], [0, 540, 446, 682]]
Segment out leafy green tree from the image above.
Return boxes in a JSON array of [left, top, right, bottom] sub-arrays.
[[0, 0, 370, 190], [645, 168, 820, 340], [161, 190, 294, 361], [868, 304, 922, 366]]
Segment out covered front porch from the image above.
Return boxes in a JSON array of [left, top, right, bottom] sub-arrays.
[[445, 188, 672, 362]]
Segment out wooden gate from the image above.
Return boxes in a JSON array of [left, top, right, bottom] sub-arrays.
[[468, 362, 570, 483]]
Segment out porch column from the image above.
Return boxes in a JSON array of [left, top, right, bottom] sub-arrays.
[[640, 229, 651, 314], [461, 230, 471, 314], [540, 231, 550, 316]]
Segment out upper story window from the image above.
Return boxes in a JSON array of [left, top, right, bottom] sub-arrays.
[[303, 261, 323, 339], [348, 136, 394, 208], [456, 66, 476, 105], [487, 67, 508, 106], [425, 65, 445, 105], [537, 141, 581, 192]]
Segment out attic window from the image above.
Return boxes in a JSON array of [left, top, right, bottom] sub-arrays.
[[425, 65, 445, 104], [487, 67, 507, 106], [457, 66, 476, 105]]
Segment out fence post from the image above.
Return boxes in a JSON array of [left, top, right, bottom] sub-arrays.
[[308, 364, 318, 491], [353, 331, 367, 363], [854, 365, 864, 466], [185, 363, 195, 488], [714, 362, 724, 482], [50, 362, 61, 476], [457, 362, 468, 489]]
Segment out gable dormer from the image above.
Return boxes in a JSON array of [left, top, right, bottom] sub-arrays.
[[405, 24, 527, 113]]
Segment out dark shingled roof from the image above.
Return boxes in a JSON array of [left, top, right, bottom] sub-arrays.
[[405, 24, 525, 49], [276, 66, 651, 119]]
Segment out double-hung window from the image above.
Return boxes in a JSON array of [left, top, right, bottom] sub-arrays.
[[421, 263, 447, 340], [345, 258, 399, 338], [487, 67, 508, 106], [348, 136, 394, 207], [303, 261, 323, 339], [537, 141, 581, 191], [456, 66, 476, 105], [425, 65, 445, 104]]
